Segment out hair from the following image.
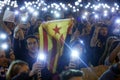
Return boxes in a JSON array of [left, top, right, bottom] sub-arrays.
[[44, 14, 52, 21], [6, 60, 28, 80], [60, 69, 83, 80], [24, 35, 39, 46]]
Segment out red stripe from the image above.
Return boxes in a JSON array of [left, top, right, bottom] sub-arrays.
[[50, 38, 57, 72], [43, 28, 48, 54]]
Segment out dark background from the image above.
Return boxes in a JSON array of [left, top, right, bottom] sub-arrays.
[[11, 0, 120, 7]]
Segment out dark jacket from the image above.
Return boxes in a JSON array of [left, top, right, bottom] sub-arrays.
[[12, 70, 52, 80], [12, 72, 31, 80], [99, 63, 120, 80]]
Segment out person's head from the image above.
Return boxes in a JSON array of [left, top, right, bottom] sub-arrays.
[[60, 69, 83, 80], [99, 24, 108, 37], [0, 50, 6, 58], [6, 60, 29, 80], [35, 18, 43, 27], [25, 35, 39, 54], [30, 16, 37, 25], [44, 14, 53, 21], [84, 22, 92, 35]]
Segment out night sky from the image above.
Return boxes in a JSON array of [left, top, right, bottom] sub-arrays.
[[16, 0, 120, 6], [16, 0, 77, 6]]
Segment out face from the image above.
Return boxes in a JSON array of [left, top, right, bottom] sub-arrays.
[[36, 20, 42, 27], [99, 27, 108, 36], [0, 50, 6, 58], [27, 38, 39, 54], [31, 17, 37, 25], [69, 77, 83, 80], [85, 23, 91, 34]]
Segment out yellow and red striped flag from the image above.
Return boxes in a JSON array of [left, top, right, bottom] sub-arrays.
[[39, 18, 74, 73]]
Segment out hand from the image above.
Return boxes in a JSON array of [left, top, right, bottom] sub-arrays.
[[30, 62, 44, 76], [14, 24, 24, 39], [14, 25, 20, 38], [95, 26, 101, 33], [9, 50, 15, 61]]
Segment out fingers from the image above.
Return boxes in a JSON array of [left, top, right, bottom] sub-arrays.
[[31, 62, 45, 74]]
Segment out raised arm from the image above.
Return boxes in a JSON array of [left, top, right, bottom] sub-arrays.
[[90, 26, 101, 47]]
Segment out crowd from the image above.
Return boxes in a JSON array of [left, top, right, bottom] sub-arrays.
[[0, 5, 120, 80]]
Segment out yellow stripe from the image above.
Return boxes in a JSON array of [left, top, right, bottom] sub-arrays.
[[39, 24, 44, 52]]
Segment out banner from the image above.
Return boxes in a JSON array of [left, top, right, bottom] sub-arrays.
[[3, 10, 15, 23]]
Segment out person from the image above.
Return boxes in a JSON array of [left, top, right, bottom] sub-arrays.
[[13, 26, 39, 69], [57, 39, 88, 73], [43, 14, 53, 21], [6, 60, 39, 80], [26, 16, 38, 36], [0, 50, 9, 80], [90, 23, 109, 66], [99, 62, 120, 80], [60, 69, 83, 80], [13, 32, 52, 80], [104, 43, 120, 66]]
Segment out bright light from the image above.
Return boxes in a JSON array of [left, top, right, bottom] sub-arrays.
[[77, 9, 79, 11], [14, 10, 19, 15], [28, 7, 34, 13], [21, 17, 27, 22], [103, 13, 108, 17], [0, 33, 7, 39], [80, 40, 84, 44], [75, 2, 79, 6], [37, 53, 46, 61], [73, 9, 76, 12], [94, 14, 99, 19], [115, 19, 120, 24], [20, 6, 25, 11], [6, 7, 10, 10], [54, 11, 60, 18], [116, 7, 119, 10], [33, 11, 38, 16], [80, 4, 83, 7], [111, 7, 115, 13], [84, 12, 88, 16], [71, 50, 79, 59], [104, 10, 108, 14], [1, 43, 8, 50], [78, 0, 82, 2], [82, 15, 86, 19], [42, 7, 47, 11], [64, 7, 68, 11]]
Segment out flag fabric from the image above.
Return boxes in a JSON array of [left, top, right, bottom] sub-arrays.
[[39, 18, 74, 73]]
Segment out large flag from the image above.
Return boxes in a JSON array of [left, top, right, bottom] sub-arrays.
[[39, 18, 74, 73]]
